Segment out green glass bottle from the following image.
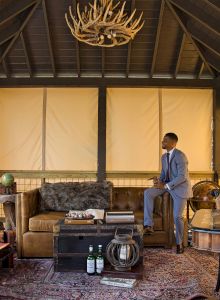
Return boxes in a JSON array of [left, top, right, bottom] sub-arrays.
[[87, 245, 95, 275], [96, 244, 104, 275]]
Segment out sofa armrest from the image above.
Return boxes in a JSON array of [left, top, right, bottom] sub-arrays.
[[16, 189, 40, 258]]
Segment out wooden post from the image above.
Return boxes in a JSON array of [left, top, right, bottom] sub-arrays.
[[97, 86, 107, 181], [213, 84, 220, 183]]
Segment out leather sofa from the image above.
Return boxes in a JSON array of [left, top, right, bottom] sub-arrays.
[[16, 181, 112, 258], [16, 183, 173, 258]]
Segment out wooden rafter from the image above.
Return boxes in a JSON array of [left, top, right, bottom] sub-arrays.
[[126, 0, 135, 77], [203, 0, 220, 13], [198, 61, 204, 79], [74, 0, 80, 76], [165, 0, 215, 77], [186, 19, 220, 58], [0, 0, 41, 65], [0, 20, 21, 46], [174, 33, 186, 78], [42, 0, 56, 76], [201, 47, 220, 72], [0, 0, 38, 27], [20, 32, 32, 77], [151, 0, 165, 77], [169, 0, 220, 36], [2, 58, 9, 77], [192, 34, 220, 58]]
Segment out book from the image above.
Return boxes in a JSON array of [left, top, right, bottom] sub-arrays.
[[107, 211, 134, 215], [105, 211, 135, 224], [64, 218, 94, 225], [100, 276, 137, 288]]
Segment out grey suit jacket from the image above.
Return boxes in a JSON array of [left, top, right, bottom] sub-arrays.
[[159, 148, 193, 198]]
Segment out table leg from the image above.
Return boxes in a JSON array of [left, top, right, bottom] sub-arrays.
[[215, 253, 220, 292], [186, 200, 190, 223], [3, 202, 16, 230]]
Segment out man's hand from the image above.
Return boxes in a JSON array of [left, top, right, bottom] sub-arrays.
[[154, 179, 165, 189]]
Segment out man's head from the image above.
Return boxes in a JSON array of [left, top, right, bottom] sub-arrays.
[[162, 132, 178, 151]]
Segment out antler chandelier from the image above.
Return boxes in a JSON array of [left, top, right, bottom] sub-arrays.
[[65, 0, 144, 47]]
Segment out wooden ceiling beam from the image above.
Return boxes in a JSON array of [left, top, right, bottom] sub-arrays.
[[174, 33, 186, 78], [165, 0, 215, 77], [0, 77, 215, 88], [0, 0, 41, 65], [126, 0, 135, 77], [150, 0, 165, 77], [20, 32, 32, 77], [169, 0, 220, 36], [0, 20, 21, 46], [42, 0, 56, 77], [0, 0, 38, 27]]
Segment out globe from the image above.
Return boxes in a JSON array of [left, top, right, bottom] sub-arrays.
[[190, 180, 220, 212], [1, 173, 14, 187]]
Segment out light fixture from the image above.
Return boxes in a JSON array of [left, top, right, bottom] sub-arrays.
[[65, 0, 144, 47], [106, 228, 140, 271]]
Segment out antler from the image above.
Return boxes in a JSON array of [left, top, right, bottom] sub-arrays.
[[65, 0, 144, 47]]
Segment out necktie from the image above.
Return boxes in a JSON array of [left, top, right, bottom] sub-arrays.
[[165, 152, 170, 182]]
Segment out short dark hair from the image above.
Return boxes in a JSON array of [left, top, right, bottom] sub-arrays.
[[165, 132, 178, 142]]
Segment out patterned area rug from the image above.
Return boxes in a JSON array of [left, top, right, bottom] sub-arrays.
[[0, 247, 219, 300]]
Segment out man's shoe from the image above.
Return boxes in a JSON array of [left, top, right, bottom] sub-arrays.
[[176, 244, 184, 254], [143, 226, 154, 235]]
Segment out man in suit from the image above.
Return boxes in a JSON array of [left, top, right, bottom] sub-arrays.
[[144, 132, 192, 254]]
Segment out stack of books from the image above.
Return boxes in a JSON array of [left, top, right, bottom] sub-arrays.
[[100, 277, 137, 288], [105, 211, 134, 224]]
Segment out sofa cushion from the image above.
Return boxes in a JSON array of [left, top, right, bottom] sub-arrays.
[[39, 181, 112, 212], [29, 211, 66, 232]]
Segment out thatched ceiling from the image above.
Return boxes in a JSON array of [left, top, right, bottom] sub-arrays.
[[0, 0, 219, 87]]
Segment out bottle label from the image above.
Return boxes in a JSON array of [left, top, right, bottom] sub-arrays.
[[96, 258, 104, 273], [87, 259, 95, 273]]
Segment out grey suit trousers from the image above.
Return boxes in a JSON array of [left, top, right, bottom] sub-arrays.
[[144, 187, 187, 245]]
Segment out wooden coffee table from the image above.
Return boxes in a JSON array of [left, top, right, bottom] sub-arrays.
[[53, 220, 143, 279]]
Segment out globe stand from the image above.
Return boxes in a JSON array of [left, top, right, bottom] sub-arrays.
[[5, 187, 11, 195]]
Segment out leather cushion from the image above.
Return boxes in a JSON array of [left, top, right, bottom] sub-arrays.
[[23, 231, 53, 257], [29, 211, 66, 232]]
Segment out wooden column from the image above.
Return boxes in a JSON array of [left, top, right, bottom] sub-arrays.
[[213, 84, 220, 182], [97, 86, 107, 181]]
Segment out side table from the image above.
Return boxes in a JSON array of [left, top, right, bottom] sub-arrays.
[[191, 209, 220, 292], [0, 193, 21, 230]]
